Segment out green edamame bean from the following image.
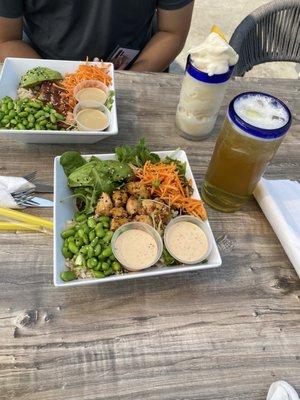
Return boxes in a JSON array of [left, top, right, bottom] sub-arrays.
[[39, 119, 47, 127], [34, 110, 44, 119], [27, 122, 34, 129], [1, 104, 8, 112], [29, 100, 42, 109], [82, 223, 89, 234], [50, 113, 56, 124], [61, 228, 75, 239], [103, 231, 113, 243], [19, 111, 28, 117], [101, 246, 112, 258], [43, 105, 51, 112], [97, 216, 110, 223], [87, 246, 94, 258], [35, 124, 41, 130], [17, 123, 25, 129], [62, 247, 73, 259], [75, 253, 85, 266], [46, 122, 52, 129], [27, 114, 35, 124], [60, 271, 76, 282], [80, 245, 89, 255], [89, 230, 95, 242], [77, 229, 85, 238], [101, 262, 110, 271], [10, 119, 17, 125], [95, 224, 105, 238], [7, 102, 14, 110], [109, 254, 116, 261], [55, 113, 65, 121], [82, 233, 89, 245], [102, 221, 110, 229], [94, 243, 102, 256], [87, 257, 98, 269], [8, 110, 16, 118], [75, 238, 83, 247], [75, 214, 86, 223], [94, 262, 102, 271], [98, 253, 105, 261], [68, 241, 79, 254], [87, 217, 96, 229], [93, 271, 105, 279], [104, 267, 114, 276], [90, 237, 99, 247], [112, 261, 122, 272]]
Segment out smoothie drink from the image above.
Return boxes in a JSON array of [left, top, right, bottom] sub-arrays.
[[176, 31, 238, 140]]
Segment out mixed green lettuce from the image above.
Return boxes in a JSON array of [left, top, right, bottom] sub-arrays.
[[115, 138, 160, 167], [60, 151, 133, 214]]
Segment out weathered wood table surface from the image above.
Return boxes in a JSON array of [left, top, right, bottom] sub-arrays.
[[0, 71, 299, 400]]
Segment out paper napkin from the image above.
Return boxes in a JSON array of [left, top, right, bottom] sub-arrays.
[[253, 178, 300, 278], [267, 381, 299, 400], [0, 176, 35, 208]]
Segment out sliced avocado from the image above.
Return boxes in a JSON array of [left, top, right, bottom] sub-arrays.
[[20, 67, 63, 88]]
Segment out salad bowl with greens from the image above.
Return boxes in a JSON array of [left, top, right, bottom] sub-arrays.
[[0, 58, 117, 144], [54, 140, 222, 287]]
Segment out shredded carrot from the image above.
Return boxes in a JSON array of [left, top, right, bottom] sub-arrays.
[[61, 61, 112, 110], [136, 161, 207, 220]]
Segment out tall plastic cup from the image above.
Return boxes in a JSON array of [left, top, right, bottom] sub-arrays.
[[175, 56, 233, 140], [201, 92, 292, 212]]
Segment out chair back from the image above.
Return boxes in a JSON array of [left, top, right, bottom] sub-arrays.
[[229, 0, 300, 76]]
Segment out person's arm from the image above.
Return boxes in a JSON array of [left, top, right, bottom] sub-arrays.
[[130, 1, 194, 72], [0, 17, 40, 62]]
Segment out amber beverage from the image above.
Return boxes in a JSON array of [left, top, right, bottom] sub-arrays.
[[201, 92, 292, 212]]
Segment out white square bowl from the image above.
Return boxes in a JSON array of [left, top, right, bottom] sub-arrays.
[[0, 57, 118, 144], [54, 150, 222, 287]]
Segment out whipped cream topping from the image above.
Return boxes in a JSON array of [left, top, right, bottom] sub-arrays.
[[189, 32, 239, 76]]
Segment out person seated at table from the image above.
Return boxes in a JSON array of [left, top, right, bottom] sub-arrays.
[[0, 0, 194, 72]]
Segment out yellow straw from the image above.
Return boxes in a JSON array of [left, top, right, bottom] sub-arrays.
[[0, 207, 53, 230], [0, 222, 41, 231]]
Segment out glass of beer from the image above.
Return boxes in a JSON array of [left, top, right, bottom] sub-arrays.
[[201, 92, 292, 212]]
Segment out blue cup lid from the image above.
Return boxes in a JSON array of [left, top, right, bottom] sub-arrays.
[[228, 92, 292, 139], [186, 55, 234, 84]]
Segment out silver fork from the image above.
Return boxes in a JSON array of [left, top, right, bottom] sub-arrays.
[[12, 188, 39, 207], [23, 171, 37, 182]]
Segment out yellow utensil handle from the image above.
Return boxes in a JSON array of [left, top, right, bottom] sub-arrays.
[[0, 222, 40, 231], [0, 207, 53, 230]]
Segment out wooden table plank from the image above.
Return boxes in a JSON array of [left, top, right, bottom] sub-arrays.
[[0, 72, 299, 400]]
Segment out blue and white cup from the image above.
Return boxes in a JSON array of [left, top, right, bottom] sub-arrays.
[[175, 55, 234, 140]]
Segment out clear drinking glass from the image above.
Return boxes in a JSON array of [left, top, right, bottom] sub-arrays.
[[201, 92, 292, 212], [175, 56, 233, 140]]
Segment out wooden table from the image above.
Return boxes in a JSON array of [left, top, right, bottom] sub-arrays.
[[0, 72, 299, 400]]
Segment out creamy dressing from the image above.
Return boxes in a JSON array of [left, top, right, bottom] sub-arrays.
[[76, 87, 107, 104], [165, 221, 208, 263], [76, 108, 108, 130], [114, 229, 158, 271]]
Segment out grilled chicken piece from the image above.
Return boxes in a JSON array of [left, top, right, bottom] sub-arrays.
[[95, 193, 113, 216], [125, 181, 150, 198], [110, 207, 127, 218], [133, 214, 153, 226], [126, 196, 139, 215], [138, 199, 171, 223], [110, 217, 129, 231], [112, 189, 128, 207]]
